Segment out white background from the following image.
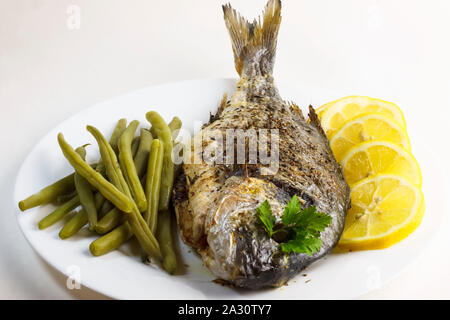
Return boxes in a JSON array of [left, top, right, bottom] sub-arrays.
[[1, 0, 450, 299]]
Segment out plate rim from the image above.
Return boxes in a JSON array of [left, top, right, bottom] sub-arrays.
[[13, 77, 446, 300]]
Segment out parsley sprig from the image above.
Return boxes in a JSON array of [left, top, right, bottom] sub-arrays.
[[256, 195, 332, 256]]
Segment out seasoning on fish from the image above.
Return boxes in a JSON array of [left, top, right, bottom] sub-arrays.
[[172, 0, 351, 289]]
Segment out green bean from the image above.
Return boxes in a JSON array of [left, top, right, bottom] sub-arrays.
[[95, 119, 127, 175], [18, 173, 75, 211], [168, 116, 182, 139], [156, 211, 177, 274], [141, 140, 163, 262], [94, 192, 107, 215], [144, 139, 164, 234], [57, 133, 134, 213], [54, 190, 78, 205], [95, 136, 148, 235], [87, 126, 128, 191], [87, 126, 161, 260], [95, 136, 150, 234], [74, 146, 98, 230], [90, 223, 133, 256], [38, 195, 80, 230], [146, 111, 174, 211], [91, 181, 111, 217], [59, 192, 105, 239], [131, 136, 140, 158], [140, 174, 146, 186], [109, 118, 127, 154], [75, 146, 87, 159], [99, 200, 114, 216], [118, 121, 147, 213], [19, 119, 129, 212], [59, 210, 88, 239], [20, 120, 129, 212], [151, 116, 181, 138], [134, 129, 153, 178], [121, 203, 161, 260], [95, 207, 123, 235], [94, 161, 105, 176]]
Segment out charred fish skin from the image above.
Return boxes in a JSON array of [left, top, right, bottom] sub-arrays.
[[173, 0, 350, 289]]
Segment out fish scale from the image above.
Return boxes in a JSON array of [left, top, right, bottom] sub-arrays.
[[172, 0, 350, 289]]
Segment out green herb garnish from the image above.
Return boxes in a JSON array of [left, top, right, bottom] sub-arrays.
[[257, 195, 332, 256]]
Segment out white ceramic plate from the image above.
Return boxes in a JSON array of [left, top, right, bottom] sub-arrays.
[[14, 78, 447, 299]]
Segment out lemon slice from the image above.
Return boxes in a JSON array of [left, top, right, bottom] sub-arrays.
[[329, 113, 411, 162], [315, 97, 342, 116], [318, 96, 406, 138], [337, 174, 425, 250], [340, 140, 422, 187]]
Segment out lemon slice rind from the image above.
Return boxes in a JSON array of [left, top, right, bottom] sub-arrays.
[[340, 140, 422, 187], [318, 96, 407, 138], [329, 112, 411, 162], [337, 174, 425, 250]]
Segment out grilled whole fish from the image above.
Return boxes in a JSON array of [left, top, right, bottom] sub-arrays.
[[172, 0, 351, 289]]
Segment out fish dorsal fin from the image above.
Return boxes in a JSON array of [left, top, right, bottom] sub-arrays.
[[222, 0, 282, 77], [287, 101, 305, 121]]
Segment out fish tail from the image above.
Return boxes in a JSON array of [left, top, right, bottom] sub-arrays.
[[222, 0, 281, 76]]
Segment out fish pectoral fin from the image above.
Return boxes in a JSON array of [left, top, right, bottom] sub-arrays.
[[287, 101, 305, 121]]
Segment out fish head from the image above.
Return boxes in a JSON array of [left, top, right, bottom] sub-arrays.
[[200, 176, 295, 288]]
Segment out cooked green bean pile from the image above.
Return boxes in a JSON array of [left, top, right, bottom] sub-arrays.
[[18, 113, 181, 274]]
